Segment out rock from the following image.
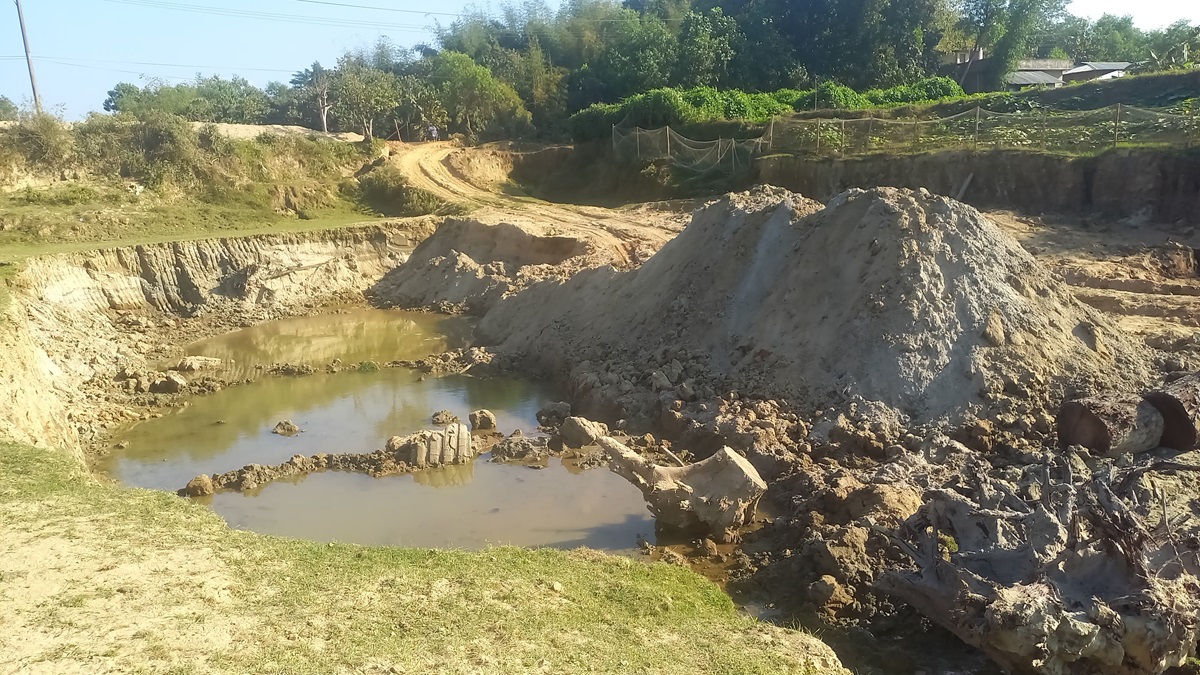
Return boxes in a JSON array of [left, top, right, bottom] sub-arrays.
[[172, 356, 223, 372], [431, 410, 459, 426], [272, 420, 301, 436], [491, 432, 550, 462], [469, 409, 498, 431], [392, 423, 474, 468], [649, 370, 673, 391], [536, 401, 571, 426], [676, 381, 698, 402], [599, 437, 767, 543], [179, 474, 214, 497], [149, 371, 188, 393], [559, 416, 609, 448]]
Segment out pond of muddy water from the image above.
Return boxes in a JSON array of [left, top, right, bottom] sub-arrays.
[[102, 310, 655, 553]]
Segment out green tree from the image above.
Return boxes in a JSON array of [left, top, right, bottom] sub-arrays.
[[672, 9, 740, 87], [395, 75, 448, 141], [331, 62, 401, 139], [263, 81, 309, 127], [0, 95, 18, 121], [570, 10, 678, 108], [291, 62, 334, 132], [190, 75, 269, 124], [430, 51, 532, 139]]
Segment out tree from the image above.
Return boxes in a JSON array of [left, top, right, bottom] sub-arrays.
[[431, 51, 532, 139], [103, 83, 146, 113], [394, 75, 448, 140], [331, 62, 400, 139], [672, 9, 740, 87], [985, 0, 1066, 89], [0, 95, 21, 121], [291, 62, 334, 132], [190, 76, 269, 124], [570, 10, 678, 108]]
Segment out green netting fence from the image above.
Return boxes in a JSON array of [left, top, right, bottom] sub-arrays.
[[612, 104, 1200, 175]]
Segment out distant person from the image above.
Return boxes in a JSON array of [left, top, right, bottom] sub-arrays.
[[428, 125, 439, 141]]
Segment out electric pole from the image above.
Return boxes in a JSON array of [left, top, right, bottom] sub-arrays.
[[14, 0, 43, 113]]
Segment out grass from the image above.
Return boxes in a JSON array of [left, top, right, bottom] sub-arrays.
[[0, 440, 834, 673]]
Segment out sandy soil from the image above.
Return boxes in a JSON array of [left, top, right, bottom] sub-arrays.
[[990, 209, 1200, 352]]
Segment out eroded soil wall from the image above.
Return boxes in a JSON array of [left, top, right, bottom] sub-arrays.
[[0, 224, 419, 456], [757, 148, 1200, 224], [509, 144, 681, 206]]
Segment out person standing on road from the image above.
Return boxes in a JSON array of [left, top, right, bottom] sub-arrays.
[[428, 124, 439, 141]]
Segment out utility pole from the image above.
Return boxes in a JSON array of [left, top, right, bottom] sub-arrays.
[[14, 0, 43, 113]]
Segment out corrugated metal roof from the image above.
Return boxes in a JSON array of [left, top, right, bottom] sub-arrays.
[[1065, 62, 1133, 74], [1006, 71, 1062, 85]]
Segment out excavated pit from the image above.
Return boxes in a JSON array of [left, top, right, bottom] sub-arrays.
[[99, 311, 655, 551], [7, 176, 1200, 675]]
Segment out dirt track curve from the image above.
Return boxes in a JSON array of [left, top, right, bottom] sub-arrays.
[[390, 142, 684, 263]]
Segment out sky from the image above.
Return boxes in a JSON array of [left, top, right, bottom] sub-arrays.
[[3, 0, 1199, 119]]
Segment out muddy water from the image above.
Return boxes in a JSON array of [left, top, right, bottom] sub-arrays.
[[181, 308, 474, 379], [104, 310, 655, 552]]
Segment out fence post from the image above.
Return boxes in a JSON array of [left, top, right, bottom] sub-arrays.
[[636, 128, 641, 159], [1041, 108, 1048, 151], [912, 119, 919, 152], [768, 117, 774, 151], [867, 119, 874, 151], [815, 118, 821, 153], [840, 118, 846, 158], [1189, 106, 1196, 149], [973, 107, 980, 150], [1113, 104, 1122, 149], [665, 125, 671, 159]]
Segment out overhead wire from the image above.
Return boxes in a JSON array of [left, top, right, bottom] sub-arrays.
[[99, 0, 436, 33]]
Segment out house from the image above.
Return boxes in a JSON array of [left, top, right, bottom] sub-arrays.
[[1004, 70, 1065, 91], [1063, 62, 1133, 83], [947, 53, 1073, 93]]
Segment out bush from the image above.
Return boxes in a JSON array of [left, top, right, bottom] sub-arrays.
[[355, 164, 446, 217], [14, 184, 101, 206], [770, 89, 810, 107], [864, 77, 965, 106], [0, 113, 73, 170], [569, 86, 792, 141], [794, 82, 872, 110]]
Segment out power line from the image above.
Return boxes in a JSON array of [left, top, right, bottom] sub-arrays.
[[291, 0, 462, 18], [30, 55, 299, 74], [99, 0, 436, 33]]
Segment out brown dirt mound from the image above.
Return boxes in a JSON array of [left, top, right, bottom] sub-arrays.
[[477, 185, 1156, 424]]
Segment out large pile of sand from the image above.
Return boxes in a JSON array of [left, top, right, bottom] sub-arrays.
[[475, 186, 1156, 423]]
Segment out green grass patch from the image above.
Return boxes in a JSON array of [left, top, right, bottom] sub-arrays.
[[0, 440, 831, 673]]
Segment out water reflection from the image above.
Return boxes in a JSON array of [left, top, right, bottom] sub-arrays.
[[105, 309, 656, 553], [181, 309, 473, 379]]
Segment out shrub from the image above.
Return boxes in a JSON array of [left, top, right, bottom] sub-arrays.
[[14, 184, 101, 206], [0, 112, 73, 170], [770, 89, 810, 107], [355, 164, 446, 217], [622, 88, 694, 129], [794, 82, 871, 110], [865, 77, 965, 106]]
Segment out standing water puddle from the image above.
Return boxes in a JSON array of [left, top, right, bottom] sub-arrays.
[[101, 310, 655, 553]]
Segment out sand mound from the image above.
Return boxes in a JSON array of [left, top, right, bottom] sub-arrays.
[[477, 186, 1155, 423]]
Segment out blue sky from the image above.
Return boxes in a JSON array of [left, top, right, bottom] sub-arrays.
[[3, 0, 1199, 119]]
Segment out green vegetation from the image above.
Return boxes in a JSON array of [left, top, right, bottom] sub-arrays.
[[570, 78, 967, 140], [75, 2, 1195, 144], [0, 95, 17, 122], [0, 440, 827, 673], [0, 112, 453, 251]]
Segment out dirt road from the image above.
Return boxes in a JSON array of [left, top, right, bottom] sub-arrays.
[[390, 142, 686, 264]]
